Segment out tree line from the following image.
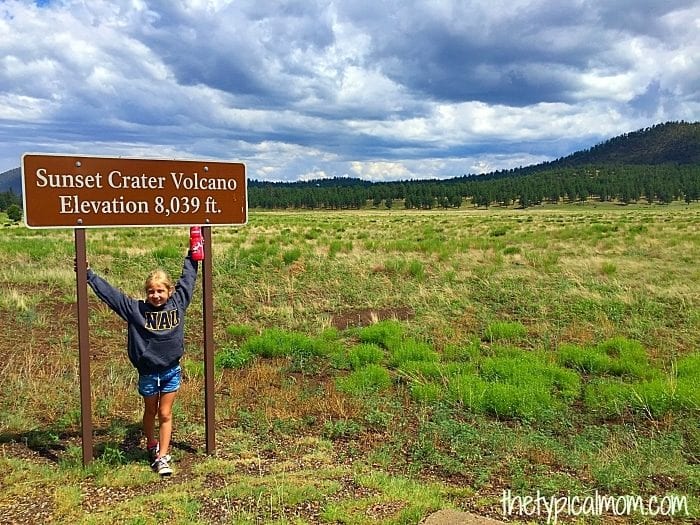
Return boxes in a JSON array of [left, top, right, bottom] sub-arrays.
[[249, 164, 700, 209], [4, 164, 698, 214], [0, 189, 22, 221]]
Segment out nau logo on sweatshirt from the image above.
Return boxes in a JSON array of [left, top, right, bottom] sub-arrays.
[[144, 309, 180, 331]]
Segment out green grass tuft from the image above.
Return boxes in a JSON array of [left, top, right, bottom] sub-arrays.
[[336, 364, 393, 396], [241, 328, 331, 358], [347, 343, 385, 370], [282, 247, 302, 265], [557, 337, 657, 379], [388, 338, 439, 367], [354, 320, 405, 350], [215, 345, 256, 369], [225, 323, 255, 340], [484, 321, 527, 342]]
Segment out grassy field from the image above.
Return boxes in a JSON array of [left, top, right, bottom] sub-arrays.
[[0, 203, 699, 524]]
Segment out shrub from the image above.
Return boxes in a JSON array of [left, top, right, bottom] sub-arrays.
[[6, 204, 21, 222], [347, 343, 385, 370], [336, 364, 393, 396]]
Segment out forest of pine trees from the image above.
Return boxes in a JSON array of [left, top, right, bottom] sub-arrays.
[[0, 189, 21, 213], [248, 164, 700, 209], [5, 163, 697, 212]]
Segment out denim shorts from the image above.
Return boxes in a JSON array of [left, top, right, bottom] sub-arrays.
[[138, 365, 182, 397]]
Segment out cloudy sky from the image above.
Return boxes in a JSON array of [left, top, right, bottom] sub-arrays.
[[1, 0, 699, 181]]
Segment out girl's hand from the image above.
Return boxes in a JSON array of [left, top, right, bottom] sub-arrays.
[[73, 258, 90, 272]]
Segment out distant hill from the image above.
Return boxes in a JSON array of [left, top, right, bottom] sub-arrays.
[[546, 121, 700, 167], [248, 121, 700, 187], [473, 121, 700, 181], [0, 167, 21, 194]]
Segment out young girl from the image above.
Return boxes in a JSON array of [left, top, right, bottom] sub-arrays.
[[84, 248, 198, 476]]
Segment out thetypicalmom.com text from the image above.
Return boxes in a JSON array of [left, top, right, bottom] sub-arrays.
[[501, 489, 689, 524]]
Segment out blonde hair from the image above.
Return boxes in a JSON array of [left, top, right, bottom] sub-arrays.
[[144, 269, 175, 294]]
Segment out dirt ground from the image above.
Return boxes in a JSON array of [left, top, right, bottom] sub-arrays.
[[421, 509, 506, 524], [330, 305, 415, 329]]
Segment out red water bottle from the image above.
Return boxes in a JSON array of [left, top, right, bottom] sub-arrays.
[[189, 226, 205, 261]]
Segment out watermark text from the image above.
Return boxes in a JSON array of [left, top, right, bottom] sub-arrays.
[[501, 490, 688, 524]]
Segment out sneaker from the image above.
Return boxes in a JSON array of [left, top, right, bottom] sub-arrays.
[[151, 454, 173, 476], [147, 442, 159, 462]]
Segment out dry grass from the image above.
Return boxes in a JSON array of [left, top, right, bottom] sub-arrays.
[[0, 205, 698, 523]]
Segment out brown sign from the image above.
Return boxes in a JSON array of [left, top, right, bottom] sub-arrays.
[[22, 154, 247, 228]]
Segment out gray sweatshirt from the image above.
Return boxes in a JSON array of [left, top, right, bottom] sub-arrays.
[[86, 255, 198, 374]]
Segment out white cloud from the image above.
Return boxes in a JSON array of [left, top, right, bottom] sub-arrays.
[[0, 0, 697, 180], [350, 161, 413, 181], [0, 93, 51, 120]]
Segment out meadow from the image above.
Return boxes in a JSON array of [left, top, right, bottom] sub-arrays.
[[0, 203, 698, 524]]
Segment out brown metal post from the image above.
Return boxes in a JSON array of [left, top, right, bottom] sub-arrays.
[[74, 228, 93, 465], [202, 226, 215, 453]]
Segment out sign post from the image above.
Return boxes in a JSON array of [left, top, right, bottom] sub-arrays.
[[74, 227, 93, 465], [202, 226, 215, 454], [22, 154, 247, 465]]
